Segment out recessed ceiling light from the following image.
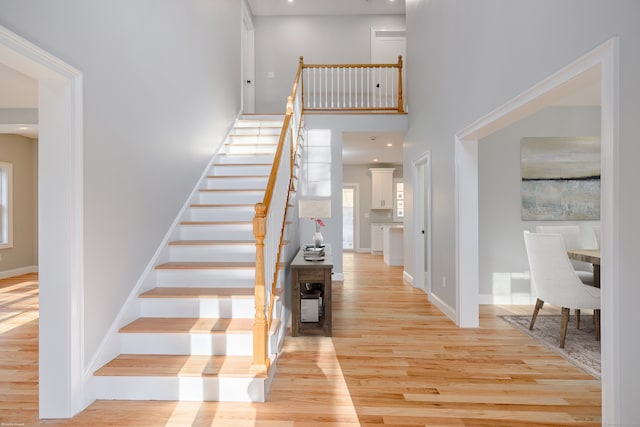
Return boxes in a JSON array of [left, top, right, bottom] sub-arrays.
[[373, 158, 379, 162], [386, 143, 393, 147]]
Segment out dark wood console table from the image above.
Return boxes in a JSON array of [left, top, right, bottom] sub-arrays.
[[291, 245, 333, 337]]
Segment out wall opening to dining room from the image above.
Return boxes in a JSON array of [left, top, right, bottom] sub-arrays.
[[454, 38, 618, 420]]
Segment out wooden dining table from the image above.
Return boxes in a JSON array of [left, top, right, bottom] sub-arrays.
[[567, 249, 600, 287]]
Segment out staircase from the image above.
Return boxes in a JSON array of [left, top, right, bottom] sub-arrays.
[[93, 115, 291, 402]]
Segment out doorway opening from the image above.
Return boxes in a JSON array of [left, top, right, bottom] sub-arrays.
[[454, 38, 618, 418], [342, 184, 359, 251]]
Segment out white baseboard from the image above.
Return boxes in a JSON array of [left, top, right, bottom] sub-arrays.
[[332, 272, 344, 281], [429, 292, 457, 324], [403, 270, 413, 285], [0, 265, 38, 279]]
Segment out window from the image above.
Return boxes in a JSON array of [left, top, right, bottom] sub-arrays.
[[0, 162, 13, 249], [394, 179, 404, 222], [301, 129, 332, 197]]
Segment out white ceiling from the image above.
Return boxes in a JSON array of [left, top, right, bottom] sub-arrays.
[[248, 0, 405, 16], [343, 131, 404, 166]]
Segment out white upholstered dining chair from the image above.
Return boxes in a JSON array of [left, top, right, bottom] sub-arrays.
[[523, 231, 601, 348], [535, 225, 594, 286]]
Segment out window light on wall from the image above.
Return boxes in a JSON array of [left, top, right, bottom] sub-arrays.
[[0, 162, 13, 249]]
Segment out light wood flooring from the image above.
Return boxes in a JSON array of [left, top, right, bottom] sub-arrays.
[[0, 253, 601, 426]]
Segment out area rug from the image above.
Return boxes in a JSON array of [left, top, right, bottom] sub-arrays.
[[500, 314, 601, 379]]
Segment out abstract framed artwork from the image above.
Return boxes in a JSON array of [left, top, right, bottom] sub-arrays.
[[521, 137, 600, 220]]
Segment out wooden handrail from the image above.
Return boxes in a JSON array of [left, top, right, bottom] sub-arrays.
[[303, 62, 401, 69], [251, 60, 304, 374], [252, 56, 404, 374]]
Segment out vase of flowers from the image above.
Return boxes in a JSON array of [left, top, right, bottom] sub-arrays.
[[313, 218, 325, 248]]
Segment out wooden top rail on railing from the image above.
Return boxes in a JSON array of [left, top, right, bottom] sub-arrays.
[[300, 55, 404, 113]]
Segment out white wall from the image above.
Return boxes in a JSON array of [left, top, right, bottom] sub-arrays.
[[405, 0, 640, 422], [478, 106, 601, 303], [0, 0, 242, 363], [253, 14, 405, 112]]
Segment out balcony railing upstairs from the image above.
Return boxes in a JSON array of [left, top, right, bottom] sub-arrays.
[[301, 56, 404, 113]]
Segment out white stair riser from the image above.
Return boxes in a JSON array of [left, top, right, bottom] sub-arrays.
[[198, 191, 263, 205], [236, 119, 283, 127], [95, 376, 267, 402], [120, 333, 254, 356], [140, 298, 258, 319], [204, 176, 268, 190], [230, 127, 280, 136], [227, 135, 279, 144], [180, 224, 253, 240], [169, 245, 256, 262], [225, 145, 277, 155], [188, 206, 255, 222], [213, 154, 274, 165], [156, 269, 255, 288], [209, 164, 272, 176]]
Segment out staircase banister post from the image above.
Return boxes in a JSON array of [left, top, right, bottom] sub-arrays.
[[397, 55, 404, 113], [299, 56, 305, 111], [251, 202, 270, 374]]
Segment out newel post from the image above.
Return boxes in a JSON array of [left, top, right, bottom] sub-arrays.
[[251, 202, 270, 374], [397, 55, 404, 113]]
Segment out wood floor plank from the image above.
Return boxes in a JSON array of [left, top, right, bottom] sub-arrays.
[[0, 254, 601, 426]]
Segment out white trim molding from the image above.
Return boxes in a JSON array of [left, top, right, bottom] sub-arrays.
[[0, 24, 85, 418]]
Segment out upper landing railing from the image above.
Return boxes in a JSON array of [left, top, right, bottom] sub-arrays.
[[301, 56, 405, 113]]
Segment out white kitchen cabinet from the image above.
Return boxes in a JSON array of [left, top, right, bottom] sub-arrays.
[[371, 224, 385, 254], [370, 168, 395, 209]]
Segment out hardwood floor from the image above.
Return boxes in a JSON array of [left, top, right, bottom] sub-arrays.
[[0, 254, 601, 426]]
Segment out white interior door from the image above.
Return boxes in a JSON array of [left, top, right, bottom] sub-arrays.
[[413, 153, 431, 294], [241, 7, 255, 113]]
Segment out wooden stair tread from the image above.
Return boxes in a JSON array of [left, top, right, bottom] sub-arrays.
[[167, 239, 289, 246], [199, 188, 265, 192], [139, 287, 284, 299], [119, 317, 281, 335], [180, 220, 252, 225], [189, 203, 255, 208], [168, 240, 255, 246], [156, 261, 256, 270], [212, 162, 273, 166], [205, 175, 268, 179], [94, 355, 267, 378]]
